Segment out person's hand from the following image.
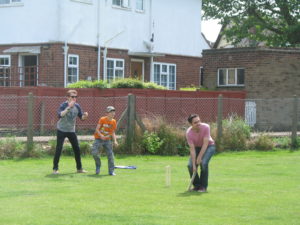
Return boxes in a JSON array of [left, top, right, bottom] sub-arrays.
[[193, 164, 197, 172], [68, 100, 75, 108], [82, 112, 88, 120], [196, 157, 202, 166], [114, 140, 119, 147]]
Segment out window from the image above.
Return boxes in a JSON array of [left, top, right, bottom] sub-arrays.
[[106, 58, 124, 83], [0, 55, 10, 86], [218, 68, 245, 86], [67, 55, 79, 85], [136, 0, 144, 11], [153, 63, 176, 90], [112, 0, 130, 8], [0, 0, 22, 6]]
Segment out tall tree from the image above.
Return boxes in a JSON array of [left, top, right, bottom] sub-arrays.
[[202, 0, 300, 47]]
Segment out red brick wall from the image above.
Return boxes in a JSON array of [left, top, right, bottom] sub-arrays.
[[202, 47, 300, 99], [1, 43, 203, 89]]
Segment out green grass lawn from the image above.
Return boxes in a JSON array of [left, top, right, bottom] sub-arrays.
[[0, 150, 300, 225]]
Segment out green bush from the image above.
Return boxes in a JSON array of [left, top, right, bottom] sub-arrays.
[[67, 80, 108, 89], [142, 131, 164, 154], [143, 82, 166, 90], [211, 116, 251, 151], [248, 134, 274, 151], [0, 138, 24, 159], [110, 78, 144, 89], [79, 142, 91, 155]]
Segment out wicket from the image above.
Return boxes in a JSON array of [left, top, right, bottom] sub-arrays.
[[165, 165, 171, 187]]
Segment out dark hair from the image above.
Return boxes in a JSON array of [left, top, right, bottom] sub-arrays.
[[188, 114, 199, 124]]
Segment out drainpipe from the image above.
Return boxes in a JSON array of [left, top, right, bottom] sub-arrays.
[[149, 0, 154, 82], [103, 47, 107, 80], [97, 0, 101, 81], [63, 41, 69, 87]]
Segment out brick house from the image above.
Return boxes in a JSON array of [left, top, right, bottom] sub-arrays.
[[0, 0, 210, 89], [202, 47, 300, 130]]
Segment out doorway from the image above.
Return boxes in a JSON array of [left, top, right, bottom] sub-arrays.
[[130, 59, 144, 81], [19, 55, 38, 86]]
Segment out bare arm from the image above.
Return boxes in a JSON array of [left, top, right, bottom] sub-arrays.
[[112, 132, 118, 146], [188, 143, 197, 172], [95, 124, 105, 139], [196, 137, 209, 165]]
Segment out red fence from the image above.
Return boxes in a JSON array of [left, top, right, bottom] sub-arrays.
[[0, 87, 246, 135]]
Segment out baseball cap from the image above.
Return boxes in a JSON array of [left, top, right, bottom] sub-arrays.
[[106, 106, 115, 112]]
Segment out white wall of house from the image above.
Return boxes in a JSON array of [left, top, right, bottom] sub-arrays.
[[0, 0, 209, 56]]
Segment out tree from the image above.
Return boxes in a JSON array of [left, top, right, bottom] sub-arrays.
[[202, 0, 300, 47]]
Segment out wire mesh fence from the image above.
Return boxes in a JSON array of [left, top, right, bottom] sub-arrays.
[[0, 95, 299, 137]]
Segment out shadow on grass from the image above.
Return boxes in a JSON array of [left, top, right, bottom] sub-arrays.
[[86, 174, 110, 178], [45, 172, 78, 178], [177, 191, 207, 197]]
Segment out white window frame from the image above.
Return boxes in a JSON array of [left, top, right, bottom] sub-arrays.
[[135, 0, 144, 12], [0, 0, 23, 7], [0, 55, 11, 86], [153, 62, 176, 90], [112, 0, 131, 9], [70, 0, 92, 4], [106, 58, 124, 82], [217, 68, 245, 87], [67, 54, 79, 86]]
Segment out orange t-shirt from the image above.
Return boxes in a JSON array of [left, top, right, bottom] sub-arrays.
[[94, 116, 117, 140]]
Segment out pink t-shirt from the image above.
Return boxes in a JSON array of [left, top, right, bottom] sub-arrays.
[[186, 123, 215, 147]]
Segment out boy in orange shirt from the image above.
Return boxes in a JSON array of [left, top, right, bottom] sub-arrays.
[[91, 106, 118, 175]]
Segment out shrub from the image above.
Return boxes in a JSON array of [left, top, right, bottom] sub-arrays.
[[248, 134, 274, 151], [142, 131, 164, 154], [143, 82, 166, 90], [111, 78, 144, 89], [211, 116, 251, 151], [79, 141, 91, 155], [67, 80, 108, 89], [0, 138, 24, 159]]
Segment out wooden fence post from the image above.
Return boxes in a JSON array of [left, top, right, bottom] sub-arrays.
[[126, 94, 136, 150], [217, 94, 223, 151], [291, 95, 298, 148], [27, 92, 34, 153]]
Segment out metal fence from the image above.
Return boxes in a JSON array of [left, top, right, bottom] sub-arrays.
[[0, 94, 299, 137]]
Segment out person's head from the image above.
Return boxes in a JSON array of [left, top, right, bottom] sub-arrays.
[[106, 106, 116, 118], [188, 114, 201, 128], [66, 90, 78, 102]]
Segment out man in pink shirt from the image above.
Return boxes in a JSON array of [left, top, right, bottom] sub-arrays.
[[186, 114, 216, 192]]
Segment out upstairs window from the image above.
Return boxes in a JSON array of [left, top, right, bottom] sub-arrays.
[[218, 68, 245, 86], [136, 0, 144, 11], [112, 0, 130, 8], [67, 55, 79, 85]]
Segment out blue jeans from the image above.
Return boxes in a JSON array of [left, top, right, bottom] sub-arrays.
[[91, 139, 115, 174], [187, 145, 215, 189]]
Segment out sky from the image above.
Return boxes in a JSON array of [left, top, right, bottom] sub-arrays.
[[201, 19, 222, 43]]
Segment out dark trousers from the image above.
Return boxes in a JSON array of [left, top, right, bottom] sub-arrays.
[[53, 130, 82, 170], [187, 145, 215, 189]]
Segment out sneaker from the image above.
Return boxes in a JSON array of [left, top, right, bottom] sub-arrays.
[[191, 187, 200, 191], [95, 168, 100, 175], [109, 172, 116, 176], [198, 188, 207, 193], [53, 170, 59, 174], [77, 169, 87, 173]]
